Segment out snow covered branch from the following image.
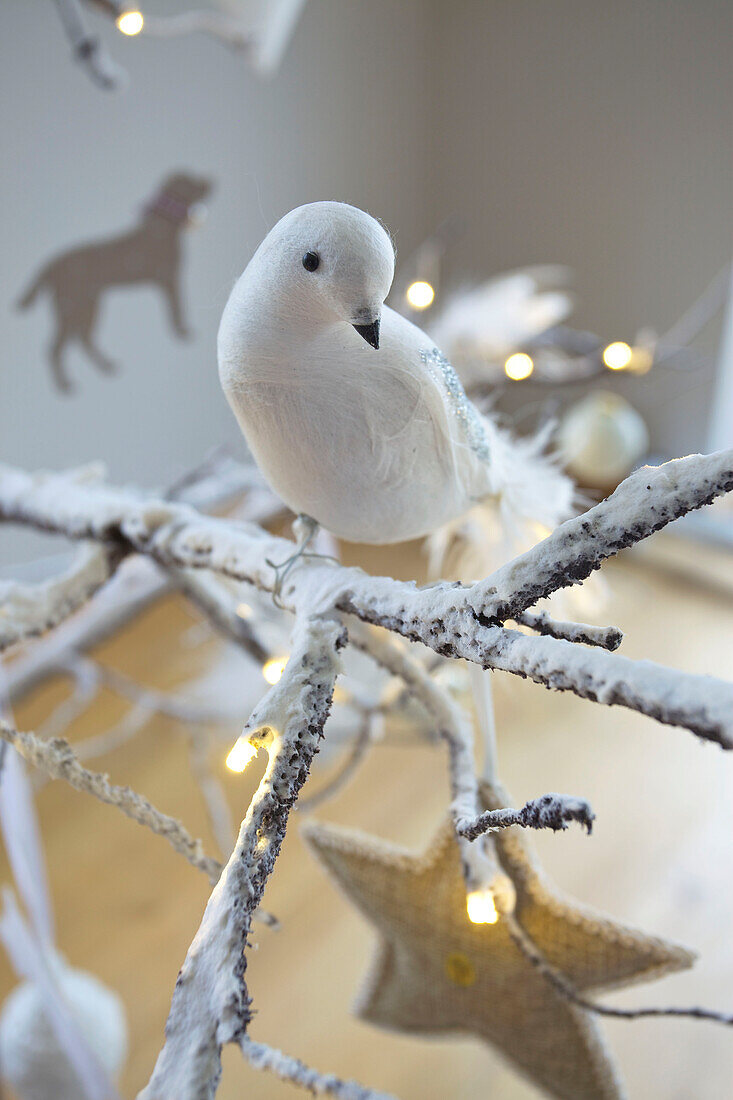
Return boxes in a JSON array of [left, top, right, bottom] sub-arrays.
[[2, 453, 732, 747], [458, 792, 595, 840], [0, 720, 221, 883], [514, 609, 623, 651], [464, 448, 733, 623], [0, 543, 119, 652], [139, 615, 345, 1099]]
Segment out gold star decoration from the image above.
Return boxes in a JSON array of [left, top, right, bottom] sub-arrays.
[[303, 781, 695, 1100]]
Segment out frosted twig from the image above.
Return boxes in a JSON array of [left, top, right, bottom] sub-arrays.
[[0, 544, 119, 652], [35, 655, 101, 740], [0, 721, 221, 884], [240, 1037, 397, 1100], [139, 615, 344, 1099], [2, 455, 733, 745], [504, 911, 733, 1029], [458, 793, 595, 840], [347, 623, 479, 839], [346, 622, 507, 896], [95, 662, 236, 726], [461, 450, 733, 624], [4, 450, 733, 1097], [185, 734, 278, 930], [3, 453, 279, 705], [32, 698, 151, 795], [165, 566, 269, 665], [514, 610, 623, 651], [350, 625, 595, 850], [476, 628, 732, 748]]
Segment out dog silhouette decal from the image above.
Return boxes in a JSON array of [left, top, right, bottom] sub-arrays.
[[17, 172, 213, 393]]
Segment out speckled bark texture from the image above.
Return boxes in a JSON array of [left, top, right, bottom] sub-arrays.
[[460, 793, 596, 840], [138, 616, 345, 1100]]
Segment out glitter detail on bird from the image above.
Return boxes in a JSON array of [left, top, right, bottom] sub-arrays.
[[218, 201, 572, 550]]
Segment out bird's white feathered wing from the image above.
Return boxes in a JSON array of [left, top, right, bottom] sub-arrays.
[[385, 309, 573, 578]]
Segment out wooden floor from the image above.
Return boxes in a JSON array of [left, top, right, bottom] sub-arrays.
[[2, 534, 733, 1100]]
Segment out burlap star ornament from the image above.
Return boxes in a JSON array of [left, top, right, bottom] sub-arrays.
[[303, 781, 695, 1100]]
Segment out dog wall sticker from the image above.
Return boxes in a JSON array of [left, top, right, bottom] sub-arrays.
[[17, 173, 213, 394]]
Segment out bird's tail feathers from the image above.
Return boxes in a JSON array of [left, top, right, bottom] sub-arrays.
[[482, 416, 574, 536], [426, 417, 574, 583]]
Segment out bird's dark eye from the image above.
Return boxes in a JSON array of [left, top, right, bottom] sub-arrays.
[[302, 251, 320, 272]]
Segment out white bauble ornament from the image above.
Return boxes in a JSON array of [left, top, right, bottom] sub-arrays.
[[557, 390, 649, 488], [0, 958, 127, 1100]]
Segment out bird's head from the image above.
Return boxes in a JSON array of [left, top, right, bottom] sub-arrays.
[[255, 202, 395, 349]]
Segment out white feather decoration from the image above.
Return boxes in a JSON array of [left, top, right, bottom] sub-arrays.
[[429, 265, 574, 385]]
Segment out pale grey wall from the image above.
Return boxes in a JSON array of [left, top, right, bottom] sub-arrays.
[[429, 0, 733, 454], [0, 0, 431, 563]]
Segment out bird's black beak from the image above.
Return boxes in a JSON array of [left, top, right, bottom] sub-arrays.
[[352, 318, 380, 349]]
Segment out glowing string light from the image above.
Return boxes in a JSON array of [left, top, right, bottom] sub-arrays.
[[225, 738, 258, 773], [504, 352, 534, 381], [405, 281, 435, 310], [262, 656, 288, 685], [602, 341, 632, 371], [466, 888, 499, 925], [116, 10, 144, 35]]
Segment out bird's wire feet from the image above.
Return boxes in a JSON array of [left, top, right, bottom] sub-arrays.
[[266, 515, 339, 608]]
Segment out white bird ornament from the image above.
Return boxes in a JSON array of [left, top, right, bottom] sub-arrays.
[[218, 202, 572, 564]]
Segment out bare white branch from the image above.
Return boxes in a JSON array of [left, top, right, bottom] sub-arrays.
[[165, 565, 269, 664], [186, 732, 236, 860]]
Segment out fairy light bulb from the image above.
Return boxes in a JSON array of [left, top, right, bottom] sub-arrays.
[[226, 738, 258, 773], [504, 352, 534, 381], [602, 341, 632, 371], [466, 888, 499, 925], [116, 9, 144, 35], [236, 602, 253, 619], [405, 281, 435, 310], [262, 656, 288, 685]]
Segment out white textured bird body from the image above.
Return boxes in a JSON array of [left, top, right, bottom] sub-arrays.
[[219, 202, 571, 546]]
